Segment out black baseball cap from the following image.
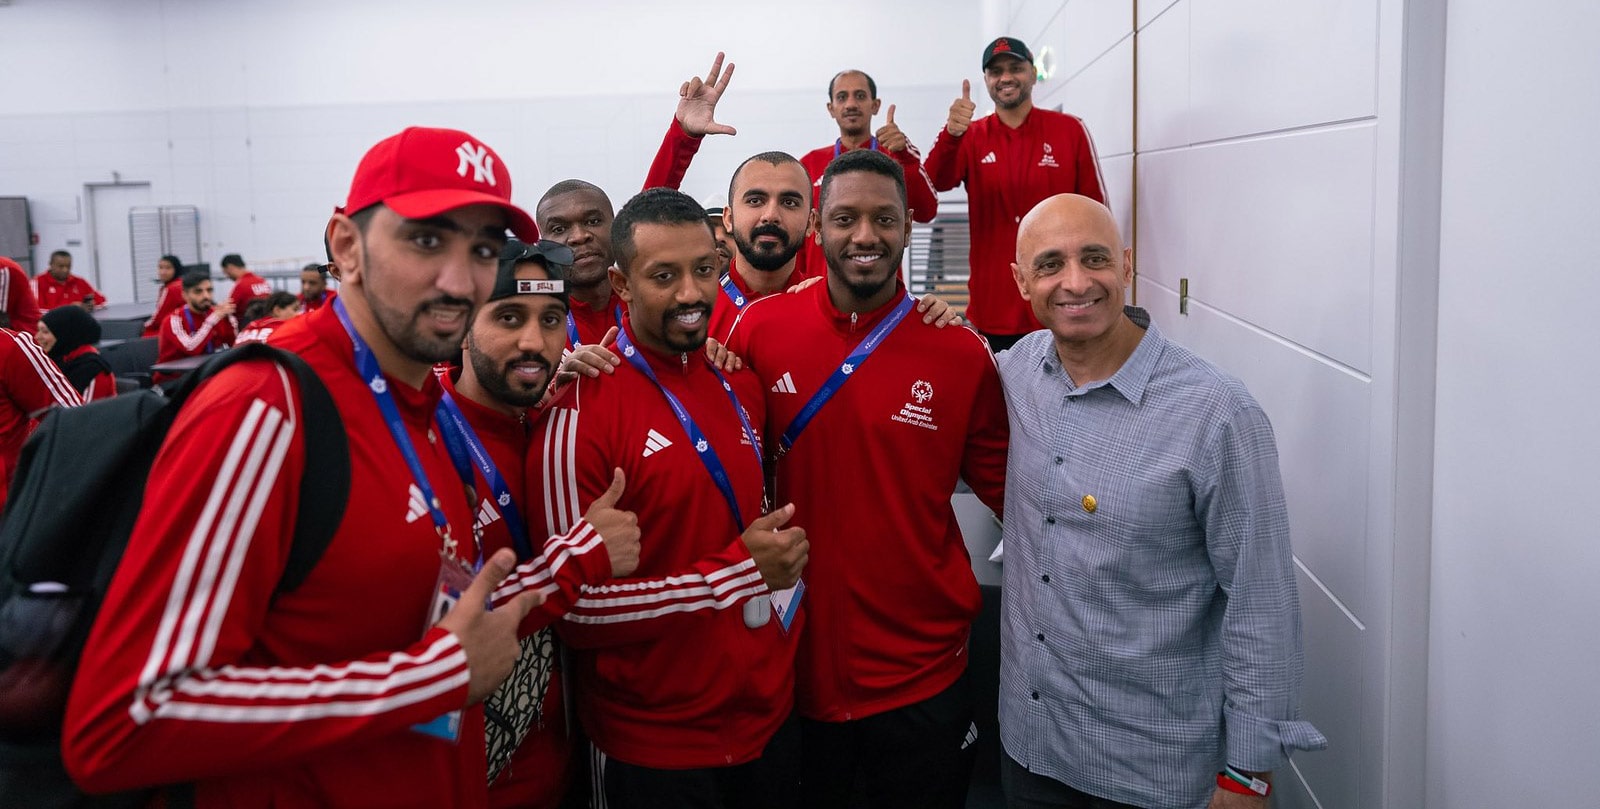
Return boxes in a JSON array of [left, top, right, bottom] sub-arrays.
[[491, 239, 573, 305], [982, 36, 1034, 69]]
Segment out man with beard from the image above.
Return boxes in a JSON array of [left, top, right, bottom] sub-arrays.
[[440, 240, 641, 809], [530, 188, 808, 809], [925, 36, 1106, 351], [64, 126, 640, 808], [726, 150, 1009, 809], [153, 271, 237, 382], [705, 151, 817, 343], [540, 53, 738, 348]]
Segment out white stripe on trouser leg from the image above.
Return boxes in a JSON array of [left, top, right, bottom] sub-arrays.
[[591, 742, 609, 809]]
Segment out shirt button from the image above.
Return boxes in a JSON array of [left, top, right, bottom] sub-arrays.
[[1041, 574, 1050, 583], [1054, 456, 1063, 465], [1031, 691, 1040, 700], [1045, 516, 1056, 525], [1036, 632, 1045, 642]]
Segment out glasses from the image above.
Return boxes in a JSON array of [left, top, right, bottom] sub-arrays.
[[500, 239, 575, 267]]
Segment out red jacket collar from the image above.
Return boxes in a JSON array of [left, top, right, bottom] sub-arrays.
[[811, 277, 911, 334]]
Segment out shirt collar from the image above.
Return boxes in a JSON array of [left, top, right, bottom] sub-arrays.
[[1034, 306, 1163, 405]]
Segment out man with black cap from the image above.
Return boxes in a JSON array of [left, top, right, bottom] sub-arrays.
[[925, 36, 1107, 351], [64, 125, 640, 809], [442, 240, 641, 809]]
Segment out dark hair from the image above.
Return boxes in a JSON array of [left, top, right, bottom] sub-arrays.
[[266, 290, 299, 311], [302, 262, 325, 275], [240, 298, 272, 329], [820, 148, 907, 211], [827, 69, 877, 100], [219, 253, 245, 269], [537, 179, 612, 219], [50, 250, 71, 262], [611, 188, 715, 272], [180, 270, 212, 291], [159, 254, 184, 272], [727, 151, 807, 207]]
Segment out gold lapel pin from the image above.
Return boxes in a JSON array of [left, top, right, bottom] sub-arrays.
[[1082, 495, 1098, 514]]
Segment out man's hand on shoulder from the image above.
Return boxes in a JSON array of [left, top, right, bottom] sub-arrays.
[[917, 293, 964, 328], [676, 51, 737, 138]]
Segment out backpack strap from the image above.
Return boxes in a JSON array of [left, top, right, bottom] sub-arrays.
[[180, 343, 351, 595]]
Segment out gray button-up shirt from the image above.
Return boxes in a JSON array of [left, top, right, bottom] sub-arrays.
[[996, 308, 1325, 809]]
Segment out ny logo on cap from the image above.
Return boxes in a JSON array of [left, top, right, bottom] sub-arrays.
[[455, 141, 497, 186]]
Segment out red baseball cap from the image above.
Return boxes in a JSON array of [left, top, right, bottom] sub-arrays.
[[339, 127, 539, 241]]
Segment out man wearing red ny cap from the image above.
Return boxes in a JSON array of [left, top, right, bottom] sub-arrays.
[[65, 126, 641, 808], [925, 36, 1107, 351]]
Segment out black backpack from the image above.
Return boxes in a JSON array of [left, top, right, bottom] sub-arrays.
[[0, 343, 351, 807]]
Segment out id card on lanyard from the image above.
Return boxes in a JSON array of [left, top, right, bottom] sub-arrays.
[[612, 330, 793, 632], [767, 294, 916, 627], [332, 298, 479, 743]]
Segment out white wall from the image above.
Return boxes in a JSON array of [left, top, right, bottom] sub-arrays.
[[0, 0, 981, 299], [983, 1, 1423, 806], [1427, 2, 1600, 805]]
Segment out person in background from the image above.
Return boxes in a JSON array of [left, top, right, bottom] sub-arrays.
[[34, 250, 107, 311], [705, 203, 733, 276], [36, 305, 116, 402], [142, 255, 188, 337], [925, 37, 1107, 350], [300, 262, 338, 312], [996, 194, 1324, 809], [0, 256, 42, 335], [154, 272, 235, 383], [236, 291, 302, 345], [220, 253, 273, 315], [0, 325, 80, 513]]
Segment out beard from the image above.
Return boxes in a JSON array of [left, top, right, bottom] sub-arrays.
[[659, 303, 712, 353], [733, 223, 802, 272], [362, 284, 476, 365], [468, 344, 550, 409]]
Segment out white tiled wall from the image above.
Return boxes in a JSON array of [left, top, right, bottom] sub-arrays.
[[983, 0, 1410, 805]]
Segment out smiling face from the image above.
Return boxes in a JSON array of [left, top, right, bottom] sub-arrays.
[[537, 188, 615, 289], [819, 169, 911, 308], [984, 55, 1036, 111], [344, 203, 507, 366], [826, 71, 881, 141], [611, 221, 719, 355], [463, 261, 566, 410], [1013, 195, 1133, 349]]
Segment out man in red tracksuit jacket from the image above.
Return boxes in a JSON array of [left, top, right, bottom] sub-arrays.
[[63, 126, 639, 808], [34, 250, 107, 311], [221, 253, 275, 315], [539, 52, 738, 349], [925, 36, 1106, 350], [529, 188, 809, 809], [443, 241, 637, 809], [154, 273, 237, 383], [706, 152, 819, 344], [0, 326, 81, 512], [796, 69, 940, 276], [727, 150, 1009, 809], [0, 257, 42, 334]]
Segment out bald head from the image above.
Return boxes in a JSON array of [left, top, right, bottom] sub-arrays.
[[1016, 194, 1123, 265], [1011, 193, 1136, 358]]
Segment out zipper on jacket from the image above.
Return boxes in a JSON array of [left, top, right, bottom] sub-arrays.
[[850, 311, 858, 333], [680, 353, 689, 374]]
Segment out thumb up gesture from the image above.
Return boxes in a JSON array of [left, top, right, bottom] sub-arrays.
[[875, 104, 910, 153], [946, 80, 976, 137]]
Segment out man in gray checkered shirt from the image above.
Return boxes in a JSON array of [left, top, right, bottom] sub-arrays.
[[993, 195, 1325, 809]]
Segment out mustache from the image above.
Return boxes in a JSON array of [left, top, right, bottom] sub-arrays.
[[748, 224, 790, 245], [418, 295, 474, 312]]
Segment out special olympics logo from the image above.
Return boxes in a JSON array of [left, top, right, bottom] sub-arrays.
[[911, 380, 933, 403]]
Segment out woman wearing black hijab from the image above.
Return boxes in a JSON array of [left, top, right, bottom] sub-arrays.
[[36, 306, 116, 401]]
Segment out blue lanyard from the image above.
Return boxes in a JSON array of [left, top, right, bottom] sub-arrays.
[[719, 274, 748, 312], [183, 308, 216, 354], [437, 391, 533, 560], [835, 136, 878, 158], [780, 294, 915, 455], [332, 297, 478, 569], [615, 328, 763, 533], [566, 304, 625, 348]]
